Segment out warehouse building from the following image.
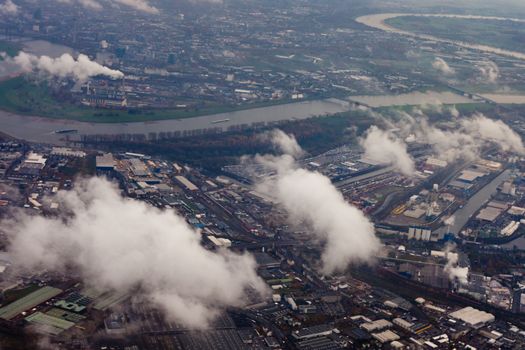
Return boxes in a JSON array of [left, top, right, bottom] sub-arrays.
[[372, 330, 400, 344], [175, 176, 198, 191], [292, 324, 335, 340], [25, 312, 75, 335], [0, 286, 63, 320], [449, 307, 495, 328], [457, 170, 487, 183], [360, 319, 392, 333], [96, 153, 116, 171]]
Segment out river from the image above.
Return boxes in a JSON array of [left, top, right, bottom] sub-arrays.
[[0, 38, 473, 144], [449, 170, 512, 235], [348, 91, 471, 108], [356, 13, 525, 61], [0, 39, 356, 143], [480, 94, 525, 104], [0, 99, 353, 144]]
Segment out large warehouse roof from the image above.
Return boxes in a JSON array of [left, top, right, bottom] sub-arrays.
[[476, 207, 503, 222], [458, 170, 486, 183], [25, 312, 75, 335], [0, 286, 62, 320], [449, 307, 495, 328], [175, 176, 198, 191], [96, 153, 115, 170]]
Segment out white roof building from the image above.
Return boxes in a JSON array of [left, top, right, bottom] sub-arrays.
[[175, 176, 198, 191], [24, 152, 47, 166], [372, 330, 400, 343], [449, 307, 495, 328]]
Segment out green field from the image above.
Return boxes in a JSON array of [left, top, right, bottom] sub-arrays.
[[0, 77, 296, 123], [386, 16, 525, 54]]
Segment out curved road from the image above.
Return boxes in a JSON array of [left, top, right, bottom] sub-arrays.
[[356, 13, 525, 61]]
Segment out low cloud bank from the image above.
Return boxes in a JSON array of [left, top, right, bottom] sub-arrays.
[[255, 130, 381, 274], [359, 126, 415, 176], [4, 178, 266, 327], [361, 111, 524, 175]]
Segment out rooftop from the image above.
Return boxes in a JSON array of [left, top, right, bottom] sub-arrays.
[[449, 307, 495, 328]]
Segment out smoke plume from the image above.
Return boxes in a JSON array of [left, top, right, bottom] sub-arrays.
[[264, 129, 304, 158], [256, 131, 381, 274], [432, 57, 455, 75], [3, 178, 267, 327], [421, 114, 524, 162], [9, 52, 124, 81], [461, 114, 525, 154], [418, 118, 479, 162], [443, 244, 469, 285], [360, 126, 415, 176], [389, 111, 524, 163]]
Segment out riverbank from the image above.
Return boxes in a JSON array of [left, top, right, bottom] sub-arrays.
[[0, 76, 320, 124], [0, 98, 352, 144], [356, 13, 525, 61], [0, 73, 482, 124]]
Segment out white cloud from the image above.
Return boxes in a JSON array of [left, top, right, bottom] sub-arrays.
[[10, 52, 124, 81], [265, 129, 304, 158], [389, 111, 524, 163], [443, 244, 468, 285], [0, 0, 18, 15], [255, 131, 381, 275], [55, 0, 223, 13], [360, 126, 415, 176], [432, 57, 455, 75], [4, 178, 267, 327], [56, 0, 103, 10], [419, 118, 479, 162], [461, 113, 525, 154], [112, 0, 159, 14], [55, 0, 159, 13], [478, 61, 499, 83]]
